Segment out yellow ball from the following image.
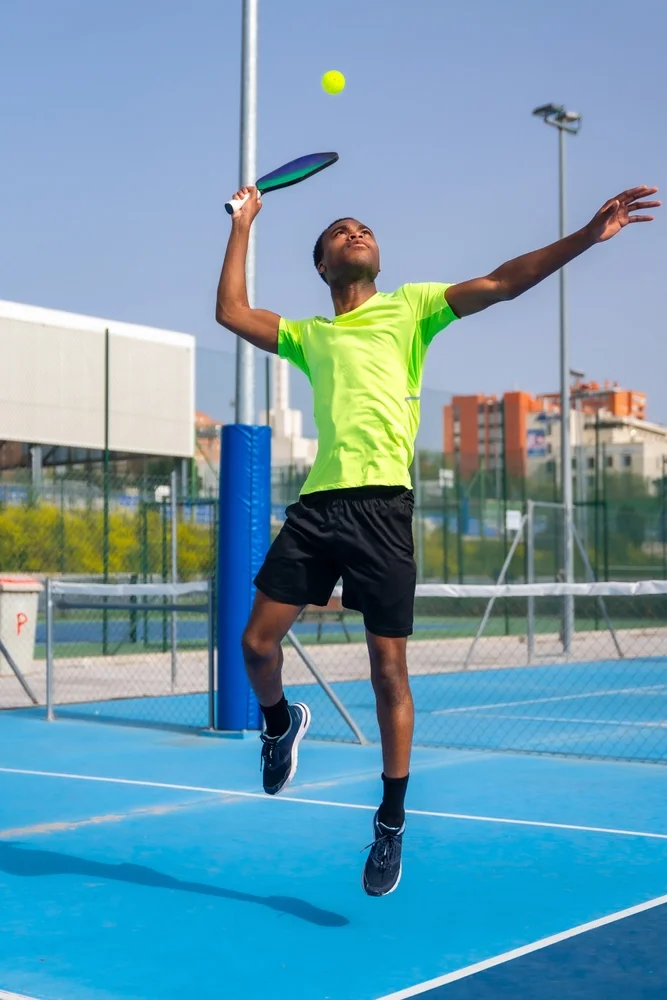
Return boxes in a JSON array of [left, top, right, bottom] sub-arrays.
[[321, 70, 346, 95]]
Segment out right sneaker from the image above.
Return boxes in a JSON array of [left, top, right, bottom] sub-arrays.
[[362, 811, 405, 897], [260, 702, 311, 795]]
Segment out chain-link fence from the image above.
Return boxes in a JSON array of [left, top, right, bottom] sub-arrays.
[[39, 580, 214, 730], [1, 447, 665, 587], [283, 581, 667, 762], [412, 449, 667, 586], [2, 442, 666, 746], [268, 451, 667, 586], [0, 579, 214, 730]]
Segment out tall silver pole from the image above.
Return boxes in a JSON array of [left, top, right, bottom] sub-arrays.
[[235, 0, 258, 425], [558, 126, 574, 652], [414, 451, 424, 583]]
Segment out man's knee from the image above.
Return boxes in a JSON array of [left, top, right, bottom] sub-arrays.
[[241, 627, 280, 670], [370, 652, 410, 708]]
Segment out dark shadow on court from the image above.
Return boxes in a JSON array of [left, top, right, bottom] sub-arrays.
[[0, 842, 349, 928]]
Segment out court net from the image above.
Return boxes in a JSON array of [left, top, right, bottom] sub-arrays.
[[283, 581, 667, 762], [42, 580, 214, 730]]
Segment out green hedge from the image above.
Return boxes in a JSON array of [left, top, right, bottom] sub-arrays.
[[0, 505, 215, 579]]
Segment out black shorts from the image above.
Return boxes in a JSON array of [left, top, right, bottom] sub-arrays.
[[254, 486, 416, 638]]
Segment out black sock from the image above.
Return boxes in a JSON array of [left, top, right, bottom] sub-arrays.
[[260, 696, 291, 738], [377, 773, 409, 829]]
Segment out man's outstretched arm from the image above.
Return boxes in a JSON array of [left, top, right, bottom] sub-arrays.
[[445, 186, 660, 319], [215, 186, 280, 353]]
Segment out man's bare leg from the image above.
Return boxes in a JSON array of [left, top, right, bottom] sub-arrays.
[[242, 591, 310, 794], [242, 590, 303, 709], [363, 632, 413, 896], [367, 633, 413, 781]]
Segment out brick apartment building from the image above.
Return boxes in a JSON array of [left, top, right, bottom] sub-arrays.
[[443, 381, 667, 487]]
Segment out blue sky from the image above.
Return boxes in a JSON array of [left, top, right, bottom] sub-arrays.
[[1, 0, 664, 445]]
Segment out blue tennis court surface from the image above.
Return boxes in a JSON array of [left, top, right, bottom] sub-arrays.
[[1, 711, 667, 999]]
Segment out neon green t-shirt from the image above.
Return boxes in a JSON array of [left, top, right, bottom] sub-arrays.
[[278, 283, 458, 494]]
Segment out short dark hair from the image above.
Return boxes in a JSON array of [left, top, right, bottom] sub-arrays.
[[313, 218, 351, 282]]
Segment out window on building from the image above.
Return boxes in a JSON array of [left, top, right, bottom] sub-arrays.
[[546, 460, 555, 474], [587, 457, 595, 470], [606, 456, 613, 469], [622, 454, 632, 469]]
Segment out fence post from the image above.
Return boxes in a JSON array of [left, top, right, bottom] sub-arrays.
[[170, 469, 178, 689], [59, 479, 66, 575], [594, 413, 601, 627], [662, 455, 667, 580], [207, 576, 215, 729], [102, 327, 110, 655], [442, 459, 449, 583], [455, 449, 464, 584], [501, 399, 510, 635], [161, 498, 168, 652], [526, 500, 535, 663], [140, 497, 149, 647], [129, 574, 138, 644], [414, 451, 424, 583], [46, 578, 54, 721], [602, 446, 610, 581]]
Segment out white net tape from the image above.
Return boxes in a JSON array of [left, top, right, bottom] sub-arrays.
[[51, 581, 209, 598], [333, 581, 667, 599]]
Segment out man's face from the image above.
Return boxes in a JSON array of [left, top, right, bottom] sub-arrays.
[[318, 219, 380, 286]]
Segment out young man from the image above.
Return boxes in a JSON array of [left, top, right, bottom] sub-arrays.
[[216, 183, 659, 896]]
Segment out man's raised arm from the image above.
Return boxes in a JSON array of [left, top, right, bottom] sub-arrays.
[[215, 186, 280, 353], [445, 186, 660, 319]]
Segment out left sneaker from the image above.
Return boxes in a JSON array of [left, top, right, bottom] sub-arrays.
[[362, 811, 404, 897], [260, 701, 311, 795]]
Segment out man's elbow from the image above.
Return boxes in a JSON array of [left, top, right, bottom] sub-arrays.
[[215, 303, 239, 330], [488, 276, 514, 302]]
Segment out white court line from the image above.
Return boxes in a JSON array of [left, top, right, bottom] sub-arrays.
[[0, 991, 40, 999], [465, 712, 667, 729], [432, 683, 667, 716], [1, 766, 666, 842], [374, 891, 667, 999]]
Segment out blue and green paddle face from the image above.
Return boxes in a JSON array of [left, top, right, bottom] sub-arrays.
[[225, 152, 339, 214]]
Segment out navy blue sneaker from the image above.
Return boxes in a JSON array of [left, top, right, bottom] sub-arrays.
[[260, 702, 311, 795], [362, 811, 404, 896]]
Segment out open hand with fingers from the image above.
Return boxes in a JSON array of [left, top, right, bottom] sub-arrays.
[[587, 186, 661, 243]]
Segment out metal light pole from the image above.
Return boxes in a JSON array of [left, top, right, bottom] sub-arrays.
[[571, 367, 588, 553], [235, 0, 258, 425], [532, 104, 582, 653]]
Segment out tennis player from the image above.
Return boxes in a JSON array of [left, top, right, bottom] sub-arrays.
[[216, 183, 659, 896]]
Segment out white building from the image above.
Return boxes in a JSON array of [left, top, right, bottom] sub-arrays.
[[527, 408, 667, 492], [259, 357, 317, 468], [0, 299, 195, 478]]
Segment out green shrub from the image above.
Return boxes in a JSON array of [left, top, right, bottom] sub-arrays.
[[0, 504, 215, 578]]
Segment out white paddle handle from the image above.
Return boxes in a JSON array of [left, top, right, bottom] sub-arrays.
[[224, 190, 261, 216]]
